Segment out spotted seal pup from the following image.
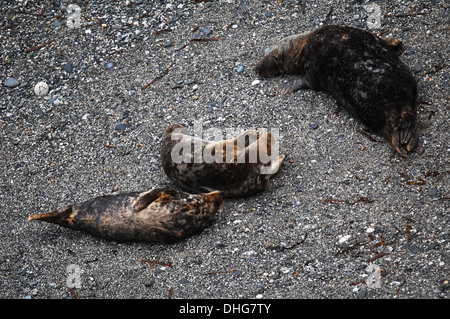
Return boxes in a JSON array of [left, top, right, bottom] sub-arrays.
[[28, 188, 224, 242], [255, 25, 423, 157], [161, 124, 285, 197]]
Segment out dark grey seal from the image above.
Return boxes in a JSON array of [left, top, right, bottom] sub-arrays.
[[255, 25, 423, 157]]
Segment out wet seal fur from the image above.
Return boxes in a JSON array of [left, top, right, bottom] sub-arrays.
[[28, 188, 224, 243], [255, 25, 423, 157], [161, 124, 285, 197]]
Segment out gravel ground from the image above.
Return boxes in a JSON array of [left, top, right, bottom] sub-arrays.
[[1, 0, 448, 300]]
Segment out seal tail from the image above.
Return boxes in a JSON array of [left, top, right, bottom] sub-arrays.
[[28, 207, 73, 223]]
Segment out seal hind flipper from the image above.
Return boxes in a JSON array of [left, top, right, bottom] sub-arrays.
[[389, 119, 419, 157], [28, 207, 73, 222]]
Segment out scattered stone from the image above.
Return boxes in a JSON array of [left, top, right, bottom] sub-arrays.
[[280, 267, 290, 274], [433, 287, 443, 294], [106, 62, 117, 70], [338, 235, 351, 244], [412, 63, 422, 72], [309, 123, 319, 129], [63, 62, 73, 73], [356, 289, 367, 298], [428, 188, 438, 196], [163, 41, 174, 48], [426, 242, 439, 251], [34, 81, 49, 96], [3, 77, 20, 88], [201, 27, 212, 35], [115, 123, 128, 131], [236, 65, 244, 73]]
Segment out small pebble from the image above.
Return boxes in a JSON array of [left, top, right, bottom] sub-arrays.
[[412, 63, 422, 72], [3, 77, 20, 88], [201, 27, 212, 35], [309, 123, 319, 129], [34, 81, 49, 96], [236, 65, 244, 73], [338, 234, 351, 244], [163, 41, 174, 48], [433, 287, 443, 294], [251, 79, 261, 86], [115, 124, 127, 131], [426, 242, 439, 251], [63, 62, 73, 73], [356, 289, 367, 298], [427, 188, 438, 196], [280, 267, 290, 274], [106, 62, 117, 70]]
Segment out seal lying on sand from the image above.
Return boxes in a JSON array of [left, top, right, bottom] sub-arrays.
[[255, 25, 422, 157], [29, 188, 224, 243], [161, 124, 285, 197]]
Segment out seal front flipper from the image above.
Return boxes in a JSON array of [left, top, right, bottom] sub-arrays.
[[383, 37, 404, 56], [134, 188, 177, 212], [278, 76, 310, 94]]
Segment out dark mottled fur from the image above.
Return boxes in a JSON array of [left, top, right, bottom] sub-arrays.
[[255, 25, 422, 157], [161, 124, 285, 197], [29, 189, 224, 242]]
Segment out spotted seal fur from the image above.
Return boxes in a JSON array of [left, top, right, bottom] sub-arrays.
[[28, 188, 224, 242], [255, 25, 422, 157], [161, 124, 285, 197]]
